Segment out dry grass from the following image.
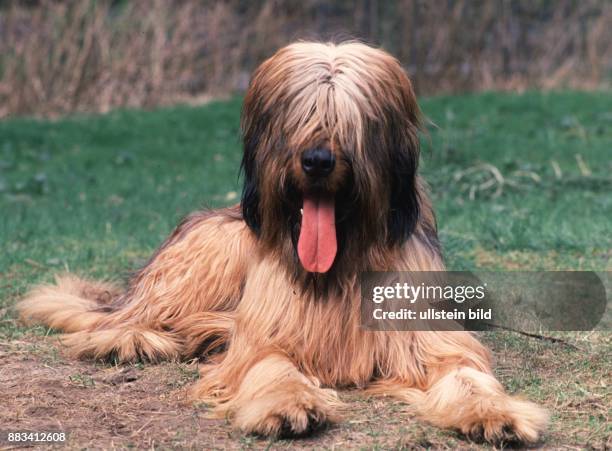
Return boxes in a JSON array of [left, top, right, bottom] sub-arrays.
[[1, 0, 611, 118]]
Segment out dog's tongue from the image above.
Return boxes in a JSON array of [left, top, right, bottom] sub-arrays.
[[298, 194, 337, 273]]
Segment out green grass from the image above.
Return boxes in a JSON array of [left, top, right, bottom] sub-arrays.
[[0, 91, 611, 338], [420, 92, 611, 270]]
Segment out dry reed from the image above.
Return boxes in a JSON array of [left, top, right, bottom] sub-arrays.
[[0, 0, 610, 118]]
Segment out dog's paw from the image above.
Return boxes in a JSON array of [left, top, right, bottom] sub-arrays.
[[461, 397, 548, 444], [233, 381, 338, 437]]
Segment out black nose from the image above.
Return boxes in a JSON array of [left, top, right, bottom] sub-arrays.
[[301, 148, 335, 177]]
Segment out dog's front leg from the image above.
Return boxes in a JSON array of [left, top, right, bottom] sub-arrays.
[[369, 367, 548, 443], [414, 365, 548, 443], [199, 353, 339, 437], [369, 331, 548, 444]]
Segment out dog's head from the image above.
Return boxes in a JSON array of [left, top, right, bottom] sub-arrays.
[[240, 41, 422, 278]]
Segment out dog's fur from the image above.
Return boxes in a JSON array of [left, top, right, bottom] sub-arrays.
[[18, 41, 547, 443]]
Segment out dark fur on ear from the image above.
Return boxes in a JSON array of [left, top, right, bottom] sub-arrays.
[[386, 110, 421, 246], [240, 121, 261, 235], [387, 149, 420, 245], [240, 167, 261, 235], [239, 102, 266, 235]]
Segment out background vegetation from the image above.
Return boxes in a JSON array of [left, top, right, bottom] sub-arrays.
[[1, 0, 611, 117]]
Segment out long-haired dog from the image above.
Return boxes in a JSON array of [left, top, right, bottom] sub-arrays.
[[18, 41, 547, 443]]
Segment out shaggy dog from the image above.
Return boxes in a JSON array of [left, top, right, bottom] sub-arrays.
[[18, 41, 547, 443]]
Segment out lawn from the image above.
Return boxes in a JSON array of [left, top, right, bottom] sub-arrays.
[[1, 91, 610, 449]]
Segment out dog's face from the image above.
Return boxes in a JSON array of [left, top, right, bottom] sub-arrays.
[[240, 42, 422, 277]]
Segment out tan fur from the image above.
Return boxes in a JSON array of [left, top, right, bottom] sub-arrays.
[[17, 41, 547, 444], [18, 274, 121, 332], [20, 208, 252, 362]]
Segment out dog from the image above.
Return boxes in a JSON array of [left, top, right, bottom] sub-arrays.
[[18, 41, 548, 443]]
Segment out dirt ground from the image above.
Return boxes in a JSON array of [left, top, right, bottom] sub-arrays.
[[1, 332, 610, 450]]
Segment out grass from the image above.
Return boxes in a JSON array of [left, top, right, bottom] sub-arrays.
[[422, 92, 611, 270], [0, 91, 610, 448]]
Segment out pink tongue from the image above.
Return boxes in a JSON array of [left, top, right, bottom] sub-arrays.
[[297, 194, 337, 273]]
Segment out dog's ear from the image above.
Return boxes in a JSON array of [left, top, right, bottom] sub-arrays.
[[387, 136, 420, 245], [240, 154, 261, 235], [240, 92, 266, 235]]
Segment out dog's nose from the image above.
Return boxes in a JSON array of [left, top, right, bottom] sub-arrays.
[[301, 148, 335, 177]]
